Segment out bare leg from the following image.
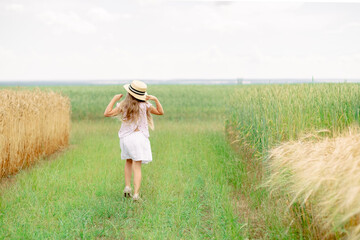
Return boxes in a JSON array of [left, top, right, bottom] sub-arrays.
[[133, 161, 142, 195], [124, 159, 133, 187]]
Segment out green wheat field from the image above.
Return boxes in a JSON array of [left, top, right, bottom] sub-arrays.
[[1, 84, 359, 239]]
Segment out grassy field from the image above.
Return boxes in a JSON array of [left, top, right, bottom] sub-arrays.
[[3, 84, 356, 239], [0, 85, 272, 239]]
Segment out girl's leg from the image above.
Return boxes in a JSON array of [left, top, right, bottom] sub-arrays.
[[133, 161, 142, 194], [124, 159, 133, 187]]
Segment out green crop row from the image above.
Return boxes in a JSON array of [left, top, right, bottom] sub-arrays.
[[226, 83, 360, 159]]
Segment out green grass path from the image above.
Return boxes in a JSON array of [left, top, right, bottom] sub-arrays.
[[0, 119, 246, 239]]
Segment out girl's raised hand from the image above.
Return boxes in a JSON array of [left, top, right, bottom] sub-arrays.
[[146, 95, 157, 101], [113, 94, 123, 101], [146, 95, 164, 115]]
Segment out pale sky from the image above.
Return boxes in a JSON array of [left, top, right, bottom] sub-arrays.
[[0, 0, 360, 81]]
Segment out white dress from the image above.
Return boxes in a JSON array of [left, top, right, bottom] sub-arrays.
[[117, 101, 152, 164]]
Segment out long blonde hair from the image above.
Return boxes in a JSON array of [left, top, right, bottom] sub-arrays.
[[117, 93, 154, 130]]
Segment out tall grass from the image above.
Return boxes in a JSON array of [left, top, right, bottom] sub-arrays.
[[268, 131, 360, 239], [226, 83, 360, 239], [0, 89, 71, 178], [226, 84, 360, 160]]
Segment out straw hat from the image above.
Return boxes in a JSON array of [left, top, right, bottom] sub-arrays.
[[123, 80, 147, 101]]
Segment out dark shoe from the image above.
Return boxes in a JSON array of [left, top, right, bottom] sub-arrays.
[[123, 186, 132, 197]]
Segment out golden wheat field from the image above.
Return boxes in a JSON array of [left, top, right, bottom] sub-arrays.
[[0, 89, 71, 178]]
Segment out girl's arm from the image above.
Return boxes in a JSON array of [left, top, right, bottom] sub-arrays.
[[104, 94, 123, 117], [146, 95, 164, 115]]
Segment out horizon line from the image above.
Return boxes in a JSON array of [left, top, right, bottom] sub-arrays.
[[1, 77, 360, 82]]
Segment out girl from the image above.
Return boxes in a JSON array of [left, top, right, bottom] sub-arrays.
[[104, 80, 164, 201]]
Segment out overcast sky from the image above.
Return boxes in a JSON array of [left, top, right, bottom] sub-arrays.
[[0, 0, 360, 81]]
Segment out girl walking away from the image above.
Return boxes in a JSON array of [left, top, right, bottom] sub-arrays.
[[104, 80, 164, 201]]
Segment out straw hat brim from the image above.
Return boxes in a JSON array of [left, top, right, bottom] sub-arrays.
[[123, 84, 147, 101]]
